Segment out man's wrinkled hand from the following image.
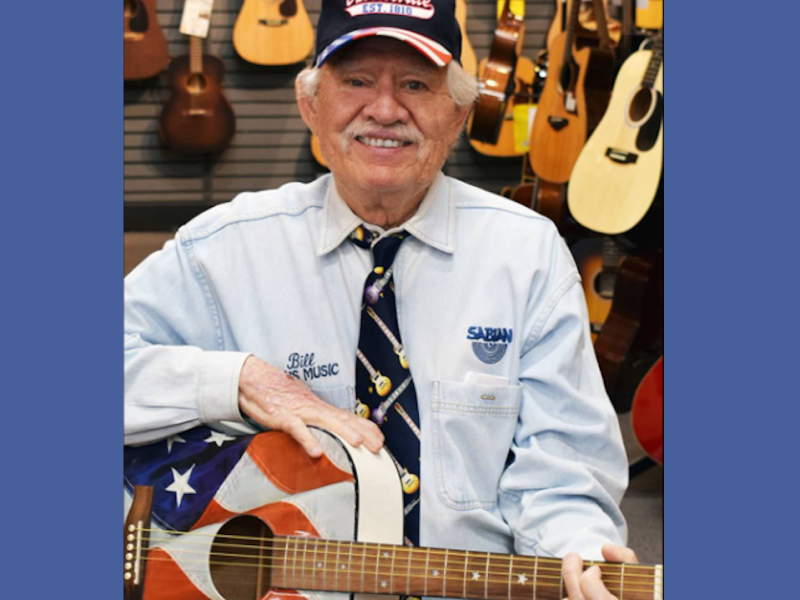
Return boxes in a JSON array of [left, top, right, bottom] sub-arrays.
[[238, 355, 384, 458], [561, 544, 639, 600]]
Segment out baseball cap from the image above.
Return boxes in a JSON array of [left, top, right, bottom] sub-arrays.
[[314, 0, 462, 68]]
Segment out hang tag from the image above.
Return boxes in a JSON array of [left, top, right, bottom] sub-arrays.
[[512, 103, 536, 153], [496, 0, 525, 20], [180, 0, 215, 39]]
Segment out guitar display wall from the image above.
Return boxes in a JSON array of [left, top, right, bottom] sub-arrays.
[[124, 0, 564, 212]]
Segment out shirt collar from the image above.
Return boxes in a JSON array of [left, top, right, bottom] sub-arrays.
[[316, 171, 455, 256]]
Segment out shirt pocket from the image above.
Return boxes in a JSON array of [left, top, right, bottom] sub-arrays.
[[431, 379, 522, 510], [309, 384, 356, 412]]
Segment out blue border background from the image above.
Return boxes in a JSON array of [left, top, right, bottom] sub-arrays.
[[4, 0, 795, 597]]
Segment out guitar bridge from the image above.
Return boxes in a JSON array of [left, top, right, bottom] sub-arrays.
[[605, 148, 639, 164], [548, 117, 568, 131], [259, 19, 289, 26]]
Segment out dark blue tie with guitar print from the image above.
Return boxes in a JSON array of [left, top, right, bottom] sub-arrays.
[[350, 225, 420, 547]]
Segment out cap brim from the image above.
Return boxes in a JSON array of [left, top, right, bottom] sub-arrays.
[[316, 27, 452, 68]]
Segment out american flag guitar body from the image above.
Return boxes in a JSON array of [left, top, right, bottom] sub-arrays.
[[124, 426, 662, 600]]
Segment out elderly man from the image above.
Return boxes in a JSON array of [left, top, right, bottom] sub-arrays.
[[125, 1, 637, 598]]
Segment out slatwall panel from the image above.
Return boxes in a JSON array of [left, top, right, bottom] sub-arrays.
[[124, 0, 564, 216]]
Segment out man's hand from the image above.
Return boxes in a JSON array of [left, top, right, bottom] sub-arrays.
[[238, 356, 384, 458], [561, 544, 639, 600]]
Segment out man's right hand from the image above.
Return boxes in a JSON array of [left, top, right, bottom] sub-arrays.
[[238, 355, 384, 458]]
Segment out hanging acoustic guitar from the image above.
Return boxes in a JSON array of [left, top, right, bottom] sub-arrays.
[[233, 0, 315, 65], [124, 0, 170, 80], [567, 34, 664, 235], [528, 0, 615, 183], [124, 426, 664, 600], [469, 0, 525, 145], [159, 35, 236, 154]]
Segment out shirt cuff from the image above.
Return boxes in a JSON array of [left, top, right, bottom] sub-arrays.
[[197, 351, 252, 425]]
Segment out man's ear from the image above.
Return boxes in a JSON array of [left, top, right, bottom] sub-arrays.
[[296, 77, 317, 134]]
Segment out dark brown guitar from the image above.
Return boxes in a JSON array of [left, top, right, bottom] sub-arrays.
[[469, 0, 525, 145], [159, 35, 236, 154], [124, 0, 170, 81], [593, 251, 663, 403], [528, 0, 615, 183]]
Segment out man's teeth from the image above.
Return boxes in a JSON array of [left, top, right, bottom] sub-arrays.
[[356, 136, 410, 148]]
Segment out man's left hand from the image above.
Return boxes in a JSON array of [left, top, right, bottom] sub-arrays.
[[561, 544, 638, 600]]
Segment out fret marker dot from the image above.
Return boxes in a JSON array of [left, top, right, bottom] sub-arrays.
[[317, 562, 323, 568], [381, 581, 388, 588], [341, 564, 347, 570], [432, 569, 440, 577], [472, 572, 481, 581], [383, 551, 390, 558], [517, 574, 528, 585]]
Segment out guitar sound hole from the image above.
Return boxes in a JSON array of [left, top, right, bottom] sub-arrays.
[[187, 74, 208, 94], [558, 62, 574, 94], [123, 0, 138, 18], [628, 87, 655, 124]]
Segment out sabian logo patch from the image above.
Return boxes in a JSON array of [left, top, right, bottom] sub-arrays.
[[466, 326, 513, 365]]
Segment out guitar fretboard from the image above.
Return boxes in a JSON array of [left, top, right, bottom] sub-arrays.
[[642, 36, 664, 88], [189, 35, 204, 75], [265, 537, 662, 600]]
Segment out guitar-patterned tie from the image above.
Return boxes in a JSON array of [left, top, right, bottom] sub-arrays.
[[350, 225, 421, 547]]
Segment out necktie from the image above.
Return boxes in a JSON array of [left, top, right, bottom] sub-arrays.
[[350, 225, 421, 547]]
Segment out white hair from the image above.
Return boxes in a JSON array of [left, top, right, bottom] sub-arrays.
[[296, 60, 478, 108]]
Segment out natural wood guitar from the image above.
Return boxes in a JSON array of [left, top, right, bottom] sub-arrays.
[[456, 0, 478, 76], [547, 0, 621, 50], [124, 427, 664, 600], [570, 237, 623, 342], [568, 35, 664, 235], [528, 0, 615, 183], [469, 0, 525, 145], [233, 0, 315, 66], [124, 0, 170, 80], [159, 35, 236, 154]]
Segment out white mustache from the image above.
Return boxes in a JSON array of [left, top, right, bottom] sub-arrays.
[[341, 120, 424, 153]]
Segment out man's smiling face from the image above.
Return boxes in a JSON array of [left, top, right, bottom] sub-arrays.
[[298, 38, 469, 203]]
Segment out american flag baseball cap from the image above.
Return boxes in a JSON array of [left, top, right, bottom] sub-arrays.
[[314, 0, 462, 68]]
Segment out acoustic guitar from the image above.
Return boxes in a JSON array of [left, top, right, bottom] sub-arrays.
[[468, 56, 535, 157], [469, 0, 525, 145], [631, 355, 663, 465], [570, 237, 622, 342], [233, 0, 315, 66], [546, 0, 621, 51], [159, 35, 236, 154], [528, 0, 615, 183], [124, 426, 664, 600], [124, 0, 170, 80], [567, 35, 664, 235]]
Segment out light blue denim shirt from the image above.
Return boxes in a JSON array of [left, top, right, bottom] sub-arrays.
[[124, 172, 628, 560]]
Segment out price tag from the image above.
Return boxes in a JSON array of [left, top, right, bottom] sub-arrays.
[[496, 0, 525, 21], [180, 0, 215, 39], [636, 0, 649, 8], [512, 103, 536, 154]]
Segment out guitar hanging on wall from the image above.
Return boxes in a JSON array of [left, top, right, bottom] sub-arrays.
[[233, 0, 315, 66], [159, 33, 236, 154], [567, 34, 664, 235], [468, 0, 525, 146], [124, 426, 664, 600], [528, 0, 615, 184], [124, 0, 170, 80]]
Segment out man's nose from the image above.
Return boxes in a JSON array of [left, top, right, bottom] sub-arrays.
[[362, 85, 410, 125]]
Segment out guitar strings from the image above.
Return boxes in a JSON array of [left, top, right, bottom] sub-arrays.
[[135, 528, 657, 575], [134, 554, 659, 595], [137, 536, 658, 584]]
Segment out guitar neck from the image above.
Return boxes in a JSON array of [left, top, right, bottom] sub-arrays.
[[271, 537, 662, 600], [563, 0, 583, 62], [642, 35, 663, 88], [189, 35, 204, 74]]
